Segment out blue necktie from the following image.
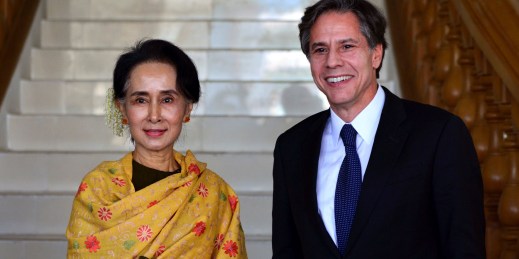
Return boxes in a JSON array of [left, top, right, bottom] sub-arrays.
[[335, 124, 362, 256]]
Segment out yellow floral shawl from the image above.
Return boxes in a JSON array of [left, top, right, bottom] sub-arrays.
[[66, 150, 247, 258]]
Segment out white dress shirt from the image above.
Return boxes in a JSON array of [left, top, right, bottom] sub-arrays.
[[316, 85, 385, 245]]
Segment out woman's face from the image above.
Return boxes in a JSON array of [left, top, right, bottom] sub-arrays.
[[118, 62, 192, 154]]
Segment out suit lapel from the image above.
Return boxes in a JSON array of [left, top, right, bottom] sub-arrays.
[[345, 88, 409, 255], [300, 110, 342, 257]]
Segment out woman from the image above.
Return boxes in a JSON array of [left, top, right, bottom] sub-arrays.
[[66, 39, 247, 258]]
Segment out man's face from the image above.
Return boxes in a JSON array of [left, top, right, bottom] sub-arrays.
[[308, 11, 382, 120]]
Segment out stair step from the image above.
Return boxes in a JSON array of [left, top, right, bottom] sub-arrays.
[[6, 115, 303, 152], [41, 20, 210, 50], [29, 49, 207, 80], [0, 238, 271, 258], [46, 0, 307, 21], [0, 193, 272, 242], [0, 152, 273, 194], [19, 80, 326, 116], [41, 20, 299, 50], [0, 240, 66, 258], [30, 48, 310, 81], [47, 0, 212, 21]]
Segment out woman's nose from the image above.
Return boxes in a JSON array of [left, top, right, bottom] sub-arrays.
[[148, 103, 161, 123]]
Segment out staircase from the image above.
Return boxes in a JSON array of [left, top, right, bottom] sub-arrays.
[[0, 0, 397, 257]]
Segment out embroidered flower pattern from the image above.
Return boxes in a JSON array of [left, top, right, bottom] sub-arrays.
[[214, 234, 225, 250], [147, 200, 158, 208], [189, 194, 196, 203], [220, 191, 227, 201], [154, 244, 166, 257], [72, 240, 79, 250], [85, 235, 100, 253], [223, 240, 238, 257], [182, 180, 192, 187], [193, 221, 206, 236], [76, 182, 88, 197], [111, 177, 126, 187], [188, 163, 200, 175], [198, 183, 209, 197], [228, 195, 238, 213], [97, 207, 112, 221], [123, 240, 135, 250], [136, 225, 153, 242]]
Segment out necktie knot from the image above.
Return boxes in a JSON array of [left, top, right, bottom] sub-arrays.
[[340, 124, 357, 148]]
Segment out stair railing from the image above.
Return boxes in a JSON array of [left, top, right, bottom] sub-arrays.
[[386, 1, 519, 258], [0, 0, 40, 107]]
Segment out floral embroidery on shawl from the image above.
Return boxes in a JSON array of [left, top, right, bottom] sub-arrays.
[[97, 207, 112, 221], [75, 182, 87, 197], [137, 225, 153, 242], [223, 240, 239, 257], [84, 235, 100, 253], [193, 221, 206, 236], [111, 177, 126, 187]]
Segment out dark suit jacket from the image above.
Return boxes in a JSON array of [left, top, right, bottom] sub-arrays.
[[272, 87, 485, 258]]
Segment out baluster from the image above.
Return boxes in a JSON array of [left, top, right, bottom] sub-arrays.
[[483, 102, 508, 258], [498, 127, 519, 258]]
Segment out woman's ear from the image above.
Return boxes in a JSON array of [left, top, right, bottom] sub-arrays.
[[116, 100, 128, 123], [183, 102, 194, 123], [187, 102, 193, 115]]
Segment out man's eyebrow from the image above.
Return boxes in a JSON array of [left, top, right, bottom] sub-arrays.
[[338, 38, 359, 44], [310, 38, 359, 50], [310, 41, 327, 50]]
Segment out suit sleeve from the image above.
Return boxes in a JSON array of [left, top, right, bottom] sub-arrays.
[[272, 135, 304, 258], [432, 115, 486, 258]]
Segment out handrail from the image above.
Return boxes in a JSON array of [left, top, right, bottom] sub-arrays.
[[454, 0, 519, 101], [0, 0, 40, 107]]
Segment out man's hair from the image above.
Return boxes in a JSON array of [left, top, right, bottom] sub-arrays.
[[298, 0, 388, 78]]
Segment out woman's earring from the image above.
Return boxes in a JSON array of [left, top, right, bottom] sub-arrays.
[[183, 116, 190, 123], [105, 88, 125, 137], [122, 118, 128, 125]]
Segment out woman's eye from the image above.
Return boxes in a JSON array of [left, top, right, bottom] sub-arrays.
[[133, 98, 147, 104], [163, 97, 173, 103]]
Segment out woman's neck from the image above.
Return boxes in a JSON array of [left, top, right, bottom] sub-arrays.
[[132, 148, 179, 172]]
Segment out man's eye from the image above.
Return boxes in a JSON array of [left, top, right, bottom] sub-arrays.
[[314, 48, 326, 53], [343, 45, 353, 49]]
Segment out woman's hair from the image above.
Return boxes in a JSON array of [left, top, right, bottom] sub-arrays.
[[298, 0, 388, 78], [112, 39, 201, 104]]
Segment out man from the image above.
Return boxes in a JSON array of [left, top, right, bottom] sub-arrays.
[[272, 0, 485, 258]]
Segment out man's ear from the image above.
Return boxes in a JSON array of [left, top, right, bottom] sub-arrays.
[[372, 44, 383, 70]]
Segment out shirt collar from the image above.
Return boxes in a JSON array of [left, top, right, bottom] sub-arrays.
[[330, 85, 385, 146]]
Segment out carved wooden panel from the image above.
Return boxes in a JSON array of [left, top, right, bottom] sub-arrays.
[[386, 0, 519, 258]]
